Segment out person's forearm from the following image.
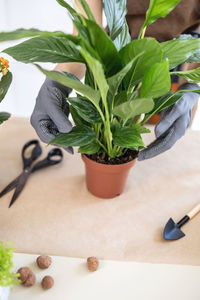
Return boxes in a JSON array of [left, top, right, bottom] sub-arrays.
[[55, 0, 102, 80], [54, 62, 86, 80]]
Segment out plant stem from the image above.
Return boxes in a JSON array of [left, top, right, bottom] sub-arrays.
[[138, 26, 146, 39], [141, 92, 182, 125], [141, 27, 146, 39], [96, 139, 108, 153]]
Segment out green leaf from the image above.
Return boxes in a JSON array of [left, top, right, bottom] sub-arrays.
[[148, 91, 183, 115], [36, 65, 100, 106], [56, 0, 81, 22], [141, 61, 171, 98], [113, 23, 131, 51], [113, 98, 154, 121], [107, 56, 142, 103], [70, 105, 89, 126], [130, 124, 151, 134], [103, 0, 127, 40], [79, 47, 109, 108], [114, 91, 128, 107], [4, 36, 83, 63], [143, 0, 182, 27], [50, 125, 95, 147], [103, 0, 131, 50], [0, 112, 11, 125], [78, 140, 100, 154], [84, 19, 122, 76], [175, 34, 200, 63], [113, 126, 145, 149], [161, 38, 200, 69], [77, 0, 96, 21], [171, 67, 200, 83], [85, 68, 95, 89], [119, 38, 163, 87], [0, 71, 12, 103], [68, 96, 102, 123], [0, 28, 77, 42]]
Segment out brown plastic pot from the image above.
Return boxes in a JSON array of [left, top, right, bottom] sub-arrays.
[[81, 154, 137, 199]]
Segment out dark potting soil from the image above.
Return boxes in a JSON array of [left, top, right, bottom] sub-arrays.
[[86, 149, 138, 165]]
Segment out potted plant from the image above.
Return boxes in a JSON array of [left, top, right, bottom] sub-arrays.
[[0, 241, 19, 300], [0, 0, 200, 198], [0, 57, 12, 126]]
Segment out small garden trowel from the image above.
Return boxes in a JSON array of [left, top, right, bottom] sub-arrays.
[[163, 203, 200, 241]]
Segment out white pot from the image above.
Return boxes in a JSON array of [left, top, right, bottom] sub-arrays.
[[0, 286, 10, 300]]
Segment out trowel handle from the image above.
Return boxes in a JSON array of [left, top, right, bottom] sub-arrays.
[[187, 204, 200, 219]]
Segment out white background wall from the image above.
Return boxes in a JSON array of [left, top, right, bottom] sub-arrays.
[[0, 0, 200, 130], [0, 0, 73, 117]]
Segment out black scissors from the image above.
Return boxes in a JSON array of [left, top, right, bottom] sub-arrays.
[[0, 140, 63, 208]]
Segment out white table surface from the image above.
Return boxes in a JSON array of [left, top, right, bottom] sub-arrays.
[[10, 253, 200, 300]]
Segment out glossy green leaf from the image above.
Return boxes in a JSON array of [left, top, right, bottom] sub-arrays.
[[175, 34, 200, 63], [84, 19, 121, 76], [113, 126, 145, 149], [103, 0, 131, 50], [103, 0, 127, 40], [85, 68, 95, 89], [4, 36, 83, 63], [77, 0, 95, 21], [148, 92, 183, 115], [68, 97, 102, 123], [0, 28, 77, 42], [171, 67, 200, 83], [141, 61, 171, 98], [119, 38, 163, 87], [50, 125, 95, 147], [113, 23, 131, 51], [0, 71, 12, 103], [78, 140, 100, 154], [130, 124, 151, 134], [0, 112, 11, 125], [70, 105, 88, 126], [161, 39, 200, 69], [113, 98, 154, 121], [36, 65, 100, 106], [79, 47, 109, 108], [107, 56, 142, 103], [144, 0, 182, 26], [114, 91, 128, 107]]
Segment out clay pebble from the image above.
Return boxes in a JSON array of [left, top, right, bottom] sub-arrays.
[[17, 267, 36, 287], [41, 275, 54, 290], [87, 257, 99, 272], [36, 255, 52, 269]]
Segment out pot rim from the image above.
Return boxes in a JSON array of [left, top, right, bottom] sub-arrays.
[[81, 153, 137, 171]]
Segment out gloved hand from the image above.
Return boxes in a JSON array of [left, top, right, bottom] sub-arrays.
[[30, 74, 73, 154], [138, 83, 199, 161]]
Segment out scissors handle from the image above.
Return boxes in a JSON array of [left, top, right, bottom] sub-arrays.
[[31, 148, 63, 173], [22, 140, 42, 169]]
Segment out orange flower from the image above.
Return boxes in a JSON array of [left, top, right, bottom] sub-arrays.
[[0, 57, 9, 76]]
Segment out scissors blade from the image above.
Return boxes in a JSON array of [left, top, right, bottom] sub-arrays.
[[9, 171, 30, 208], [0, 175, 21, 198]]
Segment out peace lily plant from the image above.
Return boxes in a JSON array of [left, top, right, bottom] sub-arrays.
[[0, 58, 12, 126], [0, 0, 200, 197], [0, 0, 200, 158]]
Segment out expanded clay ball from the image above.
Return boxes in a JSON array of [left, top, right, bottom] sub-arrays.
[[17, 267, 36, 287], [36, 255, 52, 269], [41, 276, 54, 290], [87, 257, 99, 272]]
